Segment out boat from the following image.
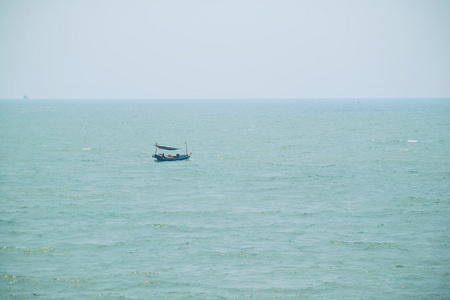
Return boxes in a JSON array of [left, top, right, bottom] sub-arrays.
[[153, 143, 192, 161]]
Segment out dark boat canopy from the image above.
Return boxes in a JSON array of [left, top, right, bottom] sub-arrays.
[[155, 144, 179, 151]]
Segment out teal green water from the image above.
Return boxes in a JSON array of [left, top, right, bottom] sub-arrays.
[[1, 99, 449, 299]]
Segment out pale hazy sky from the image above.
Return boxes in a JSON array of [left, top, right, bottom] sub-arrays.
[[0, 0, 449, 99]]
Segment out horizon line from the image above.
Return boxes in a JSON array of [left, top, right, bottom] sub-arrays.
[[1, 97, 450, 101]]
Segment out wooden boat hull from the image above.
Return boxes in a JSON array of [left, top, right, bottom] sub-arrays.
[[153, 153, 191, 161]]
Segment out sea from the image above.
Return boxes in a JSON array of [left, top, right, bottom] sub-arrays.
[[0, 99, 449, 299]]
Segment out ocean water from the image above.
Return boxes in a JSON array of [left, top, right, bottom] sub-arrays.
[[0, 99, 449, 299]]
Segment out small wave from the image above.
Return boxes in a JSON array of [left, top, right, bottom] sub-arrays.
[[66, 193, 110, 199], [139, 223, 176, 229], [1, 274, 21, 284], [52, 277, 85, 283], [1, 246, 15, 250], [217, 252, 256, 258], [131, 271, 154, 276], [400, 196, 443, 203], [214, 156, 241, 160], [292, 230, 306, 235], [401, 196, 424, 202], [331, 241, 400, 249], [1, 246, 56, 254], [140, 280, 162, 286], [0, 219, 15, 225], [283, 145, 304, 149], [24, 247, 56, 254]]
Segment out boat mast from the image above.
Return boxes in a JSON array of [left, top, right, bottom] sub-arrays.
[[185, 142, 188, 155]]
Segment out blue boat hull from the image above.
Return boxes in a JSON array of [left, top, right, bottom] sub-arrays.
[[153, 153, 191, 161]]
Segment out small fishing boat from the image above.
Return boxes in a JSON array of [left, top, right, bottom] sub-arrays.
[[153, 143, 192, 161]]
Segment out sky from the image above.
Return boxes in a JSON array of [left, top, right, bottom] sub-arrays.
[[0, 0, 449, 99]]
